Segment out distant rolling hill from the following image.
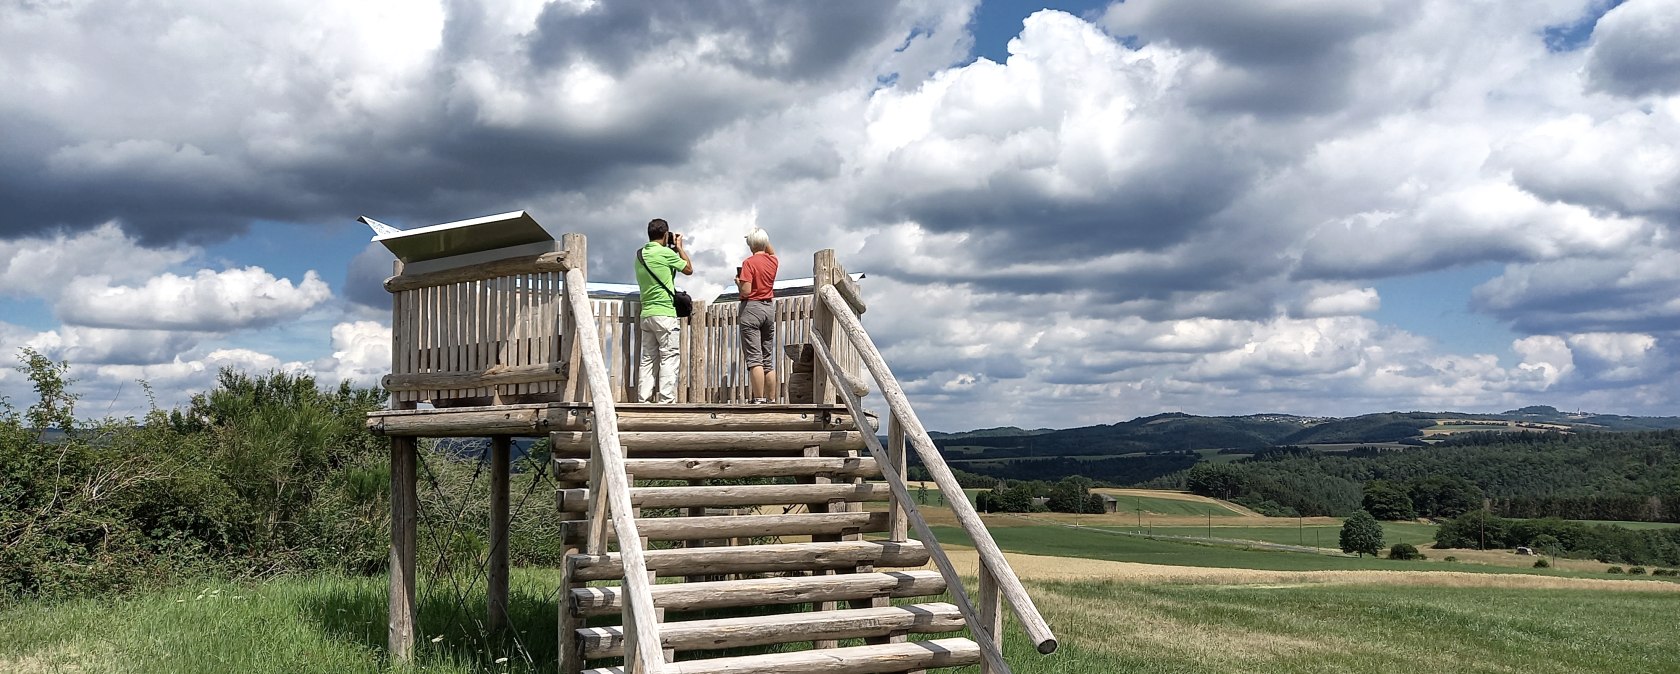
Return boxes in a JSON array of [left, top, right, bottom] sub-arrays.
[[933, 407, 1680, 462]]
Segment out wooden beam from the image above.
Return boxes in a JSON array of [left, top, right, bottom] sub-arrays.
[[488, 436, 510, 635], [568, 540, 929, 582], [382, 361, 567, 392], [570, 570, 946, 617], [368, 407, 544, 436], [388, 434, 417, 663], [548, 430, 865, 453], [552, 408, 859, 432], [551, 456, 880, 482], [557, 483, 892, 512], [577, 602, 963, 658], [562, 511, 888, 544], [816, 285, 1057, 657], [562, 264, 666, 674], [579, 638, 980, 674], [384, 251, 573, 292], [833, 266, 867, 316]]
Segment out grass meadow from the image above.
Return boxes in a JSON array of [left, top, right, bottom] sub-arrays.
[[5, 568, 1678, 674]]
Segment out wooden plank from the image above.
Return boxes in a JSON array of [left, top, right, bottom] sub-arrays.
[[811, 296, 1055, 663], [979, 570, 1003, 674], [568, 540, 929, 582], [810, 250, 837, 405], [551, 457, 879, 481], [561, 511, 888, 543], [384, 251, 573, 292], [578, 602, 963, 658], [579, 638, 980, 674], [570, 569, 946, 616], [557, 483, 891, 512], [383, 361, 568, 392], [548, 430, 865, 453]]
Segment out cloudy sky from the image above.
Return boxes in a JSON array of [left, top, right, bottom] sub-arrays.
[[3, 0, 1679, 430]]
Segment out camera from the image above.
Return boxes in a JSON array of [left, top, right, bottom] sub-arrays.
[[665, 232, 682, 249]]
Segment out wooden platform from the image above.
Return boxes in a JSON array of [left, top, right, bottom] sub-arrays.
[[366, 402, 871, 437]]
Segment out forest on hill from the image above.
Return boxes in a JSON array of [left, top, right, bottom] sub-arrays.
[[1145, 431, 1680, 521]]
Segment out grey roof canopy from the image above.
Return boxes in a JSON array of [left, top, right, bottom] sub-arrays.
[[369, 210, 556, 265]]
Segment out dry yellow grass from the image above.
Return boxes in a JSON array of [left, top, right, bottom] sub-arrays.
[[1093, 488, 1265, 516], [920, 545, 1680, 593]]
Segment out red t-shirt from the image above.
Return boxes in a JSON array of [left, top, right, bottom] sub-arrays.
[[738, 253, 778, 301]]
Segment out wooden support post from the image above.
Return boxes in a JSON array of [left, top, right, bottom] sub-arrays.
[[810, 249, 838, 405], [979, 568, 1003, 674], [488, 435, 511, 636], [888, 416, 908, 543], [559, 559, 584, 674], [561, 233, 588, 403], [388, 434, 417, 662]]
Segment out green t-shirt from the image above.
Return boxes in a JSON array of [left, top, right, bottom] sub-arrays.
[[635, 242, 686, 317]]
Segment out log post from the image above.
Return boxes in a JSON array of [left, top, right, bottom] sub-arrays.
[[388, 433, 417, 662], [888, 416, 908, 542], [387, 257, 419, 663], [810, 249, 839, 405], [979, 568, 1003, 674], [488, 435, 511, 635], [561, 233, 588, 403]]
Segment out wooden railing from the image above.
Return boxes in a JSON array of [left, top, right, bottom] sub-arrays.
[[562, 269, 666, 673], [807, 255, 1058, 673]]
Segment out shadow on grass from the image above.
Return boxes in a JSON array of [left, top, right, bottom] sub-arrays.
[[301, 576, 562, 672]]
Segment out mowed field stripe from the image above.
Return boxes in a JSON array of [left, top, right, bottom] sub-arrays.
[[921, 545, 1680, 592]]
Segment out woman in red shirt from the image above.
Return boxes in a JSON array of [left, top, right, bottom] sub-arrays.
[[736, 228, 779, 403]]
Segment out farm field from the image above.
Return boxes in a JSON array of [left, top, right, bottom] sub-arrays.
[[1568, 519, 1680, 530], [1121, 521, 1438, 548]]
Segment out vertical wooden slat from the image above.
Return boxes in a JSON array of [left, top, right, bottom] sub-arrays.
[[979, 569, 1003, 674]]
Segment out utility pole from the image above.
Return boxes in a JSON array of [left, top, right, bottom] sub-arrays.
[[1207, 512, 1212, 539]]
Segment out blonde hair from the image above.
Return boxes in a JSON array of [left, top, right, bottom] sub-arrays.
[[745, 227, 770, 252]]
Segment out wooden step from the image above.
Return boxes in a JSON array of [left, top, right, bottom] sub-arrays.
[[571, 569, 946, 617], [557, 483, 889, 513], [562, 511, 889, 544], [578, 602, 964, 658], [557, 405, 869, 432], [568, 540, 928, 582], [551, 456, 880, 481], [579, 637, 981, 674], [549, 430, 867, 456]]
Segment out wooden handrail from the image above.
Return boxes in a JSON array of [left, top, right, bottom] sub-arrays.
[[808, 337, 1012, 673], [564, 266, 667, 674], [816, 284, 1059, 655]]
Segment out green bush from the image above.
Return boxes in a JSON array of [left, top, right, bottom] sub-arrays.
[[1388, 543, 1425, 560], [1443, 555, 1457, 562], [1607, 566, 1625, 574], [1629, 566, 1647, 575], [1533, 558, 1550, 568]]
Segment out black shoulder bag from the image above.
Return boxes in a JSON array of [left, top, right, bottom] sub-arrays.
[[638, 249, 693, 318]]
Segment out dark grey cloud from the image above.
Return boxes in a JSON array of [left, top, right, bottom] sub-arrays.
[[0, 0, 918, 247], [527, 0, 901, 81], [1101, 0, 1412, 115], [1471, 254, 1680, 335]]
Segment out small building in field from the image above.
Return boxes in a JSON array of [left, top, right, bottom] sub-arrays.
[[1099, 494, 1120, 514]]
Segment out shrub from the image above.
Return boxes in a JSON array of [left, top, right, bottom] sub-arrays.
[[1607, 566, 1625, 574], [1443, 556, 1458, 562], [1629, 567, 1647, 575], [1388, 543, 1425, 560], [1533, 558, 1550, 568], [1652, 568, 1673, 577], [1339, 511, 1385, 557]]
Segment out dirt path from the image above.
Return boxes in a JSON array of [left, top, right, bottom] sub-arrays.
[[921, 546, 1680, 593]]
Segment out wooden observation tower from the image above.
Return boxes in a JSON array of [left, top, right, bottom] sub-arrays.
[[364, 212, 1056, 673]]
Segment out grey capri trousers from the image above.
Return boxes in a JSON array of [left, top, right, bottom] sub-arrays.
[[739, 300, 776, 369]]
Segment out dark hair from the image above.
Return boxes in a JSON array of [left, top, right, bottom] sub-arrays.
[[647, 218, 669, 241]]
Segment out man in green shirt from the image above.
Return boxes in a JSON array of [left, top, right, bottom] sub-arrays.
[[635, 218, 693, 403]]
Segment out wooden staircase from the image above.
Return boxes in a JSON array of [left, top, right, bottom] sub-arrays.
[[551, 407, 982, 673]]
